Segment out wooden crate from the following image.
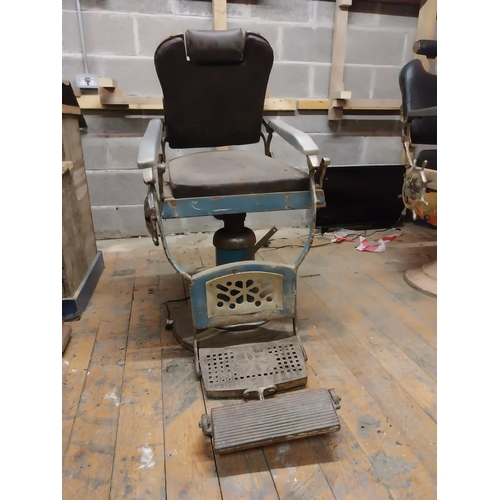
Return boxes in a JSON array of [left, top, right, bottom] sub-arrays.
[[62, 83, 104, 320]]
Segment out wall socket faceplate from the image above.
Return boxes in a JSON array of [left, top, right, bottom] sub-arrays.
[[75, 74, 99, 89]]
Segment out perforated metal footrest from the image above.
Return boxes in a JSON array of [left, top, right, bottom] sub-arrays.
[[199, 337, 307, 398], [199, 388, 341, 454]]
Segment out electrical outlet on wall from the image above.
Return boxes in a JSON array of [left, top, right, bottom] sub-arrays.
[[75, 74, 99, 89]]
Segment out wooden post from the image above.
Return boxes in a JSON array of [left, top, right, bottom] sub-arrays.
[[213, 0, 229, 150], [414, 0, 437, 71], [212, 0, 227, 31], [328, 0, 352, 120], [400, 0, 437, 163]]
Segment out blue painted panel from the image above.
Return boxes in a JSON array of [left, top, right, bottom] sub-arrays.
[[62, 251, 105, 321], [161, 191, 320, 219]]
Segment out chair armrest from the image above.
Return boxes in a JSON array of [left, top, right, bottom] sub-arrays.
[[137, 119, 163, 169], [267, 118, 319, 156], [407, 106, 437, 118], [412, 39, 437, 59]]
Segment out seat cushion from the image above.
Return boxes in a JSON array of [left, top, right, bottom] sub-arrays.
[[168, 150, 309, 198]]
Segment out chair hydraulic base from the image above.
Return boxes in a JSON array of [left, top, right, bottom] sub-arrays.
[[199, 388, 341, 454]]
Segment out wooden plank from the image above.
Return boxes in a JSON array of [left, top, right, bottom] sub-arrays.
[[62, 322, 72, 353], [298, 99, 330, 110], [62, 252, 118, 454], [300, 237, 437, 362], [62, 160, 73, 175], [264, 98, 297, 111], [99, 94, 161, 107], [332, 230, 437, 324], [162, 344, 221, 499], [62, 114, 98, 298], [322, 237, 437, 351], [336, 99, 401, 111], [77, 94, 297, 112], [266, 345, 393, 500], [268, 245, 437, 488], [212, 0, 227, 30], [262, 248, 435, 500], [300, 318, 436, 498], [331, 90, 352, 100], [62, 253, 136, 500], [99, 78, 117, 89], [159, 248, 188, 349], [161, 249, 221, 499], [78, 94, 399, 113], [328, 0, 351, 120], [414, 0, 437, 71], [77, 95, 162, 111], [298, 99, 401, 112], [109, 250, 166, 499], [62, 104, 81, 116]]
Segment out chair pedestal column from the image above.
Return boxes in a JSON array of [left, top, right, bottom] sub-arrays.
[[213, 213, 256, 266]]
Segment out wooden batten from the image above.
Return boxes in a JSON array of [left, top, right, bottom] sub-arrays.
[[414, 0, 437, 71], [212, 0, 227, 30]]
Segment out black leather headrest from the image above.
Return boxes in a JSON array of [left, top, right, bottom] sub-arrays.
[[185, 29, 246, 64]]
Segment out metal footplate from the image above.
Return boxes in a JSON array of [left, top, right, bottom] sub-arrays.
[[199, 388, 342, 454], [199, 337, 307, 398]]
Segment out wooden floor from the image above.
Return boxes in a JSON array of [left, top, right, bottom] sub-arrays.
[[62, 222, 437, 500]]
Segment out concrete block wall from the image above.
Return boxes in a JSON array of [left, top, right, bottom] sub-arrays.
[[62, 0, 420, 239]]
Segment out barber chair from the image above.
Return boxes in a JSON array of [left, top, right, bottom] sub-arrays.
[[399, 39, 437, 296], [137, 29, 341, 453]]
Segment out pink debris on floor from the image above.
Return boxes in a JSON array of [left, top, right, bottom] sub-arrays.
[[356, 234, 400, 253]]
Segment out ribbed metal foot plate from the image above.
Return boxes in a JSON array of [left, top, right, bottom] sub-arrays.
[[199, 337, 307, 398], [202, 388, 341, 454]]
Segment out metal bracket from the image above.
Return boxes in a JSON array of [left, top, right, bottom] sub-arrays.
[[261, 119, 274, 158], [199, 413, 213, 436], [329, 388, 342, 410], [245, 226, 278, 259], [314, 157, 330, 189], [144, 186, 159, 246], [243, 385, 277, 401]]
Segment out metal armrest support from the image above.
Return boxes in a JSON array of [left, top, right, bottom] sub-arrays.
[[266, 118, 329, 182], [137, 118, 164, 169], [267, 118, 319, 156]]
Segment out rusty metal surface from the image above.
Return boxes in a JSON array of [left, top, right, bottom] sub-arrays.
[[208, 388, 341, 454], [199, 337, 307, 398], [206, 271, 284, 319]]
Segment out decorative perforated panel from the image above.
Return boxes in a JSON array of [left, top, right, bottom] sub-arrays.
[[206, 271, 283, 319], [199, 337, 307, 398]]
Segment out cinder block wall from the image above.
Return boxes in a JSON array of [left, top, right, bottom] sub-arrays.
[[62, 0, 419, 239]]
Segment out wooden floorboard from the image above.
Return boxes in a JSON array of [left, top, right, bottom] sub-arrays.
[[62, 222, 437, 499]]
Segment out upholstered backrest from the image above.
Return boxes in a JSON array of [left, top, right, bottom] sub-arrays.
[[154, 29, 274, 149], [399, 59, 437, 145]]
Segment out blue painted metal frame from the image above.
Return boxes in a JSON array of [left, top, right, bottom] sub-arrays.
[[190, 261, 297, 330], [161, 190, 323, 219]]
